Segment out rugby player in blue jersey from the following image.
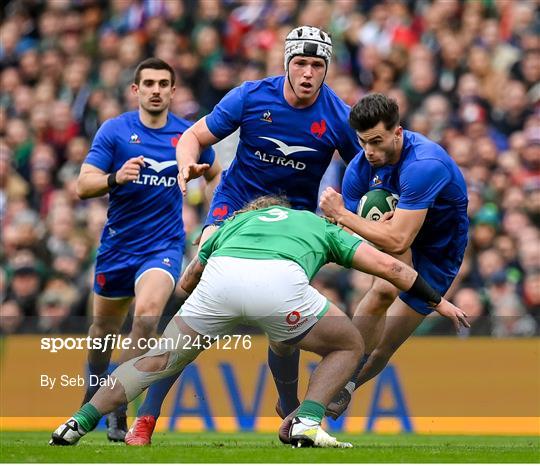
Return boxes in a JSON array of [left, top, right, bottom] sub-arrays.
[[125, 26, 362, 445], [76, 58, 220, 441], [319, 93, 469, 418], [50, 196, 469, 448]]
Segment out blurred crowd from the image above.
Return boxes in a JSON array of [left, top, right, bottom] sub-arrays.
[[1, 0, 539, 337]]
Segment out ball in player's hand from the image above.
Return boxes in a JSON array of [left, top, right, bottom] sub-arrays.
[[357, 189, 398, 221], [354, 189, 399, 247]]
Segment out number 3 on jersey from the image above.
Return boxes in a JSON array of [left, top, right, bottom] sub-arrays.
[[258, 208, 289, 222]]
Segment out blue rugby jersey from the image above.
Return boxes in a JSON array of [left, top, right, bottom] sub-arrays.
[[342, 130, 469, 258], [85, 111, 215, 254], [205, 76, 361, 212]]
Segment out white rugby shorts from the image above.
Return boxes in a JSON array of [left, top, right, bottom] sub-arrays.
[[179, 256, 329, 342]]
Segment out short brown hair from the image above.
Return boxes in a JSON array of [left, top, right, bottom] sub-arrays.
[[133, 58, 175, 86], [350, 93, 400, 132]]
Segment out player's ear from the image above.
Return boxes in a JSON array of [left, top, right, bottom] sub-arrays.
[[394, 126, 403, 139], [131, 83, 139, 96]]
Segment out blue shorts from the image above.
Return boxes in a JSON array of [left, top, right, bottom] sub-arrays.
[[399, 245, 465, 315], [93, 243, 184, 298], [203, 193, 244, 227]]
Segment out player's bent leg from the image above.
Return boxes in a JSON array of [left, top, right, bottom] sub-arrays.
[[82, 294, 131, 405], [296, 304, 364, 405], [267, 345, 301, 419], [107, 269, 175, 441], [351, 277, 399, 353], [270, 341, 298, 444], [352, 249, 412, 353], [267, 342, 299, 420], [125, 269, 176, 361], [124, 315, 203, 447], [279, 304, 361, 448], [326, 282, 399, 420], [50, 316, 204, 446], [355, 298, 425, 388], [326, 251, 413, 419]]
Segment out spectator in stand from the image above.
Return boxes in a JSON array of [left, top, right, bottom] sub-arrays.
[[0, 0, 538, 340]]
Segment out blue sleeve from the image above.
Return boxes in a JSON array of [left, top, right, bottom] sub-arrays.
[[336, 123, 361, 164], [398, 160, 449, 210], [84, 119, 117, 172], [199, 145, 216, 166], [205, 84, 246, 139], [342, 155, 365, 213]]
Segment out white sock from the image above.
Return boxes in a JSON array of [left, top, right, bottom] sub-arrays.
[[297, 417, 319, 427]]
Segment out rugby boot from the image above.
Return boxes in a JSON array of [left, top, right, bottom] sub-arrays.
[[49, 418, 86, 446], [106, 410, 128, 442], [125, 415, 156, 446], [325, 387, 351, 420], [289, 417, 353, 448]]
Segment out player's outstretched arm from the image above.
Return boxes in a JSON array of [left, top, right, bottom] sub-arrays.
[[76, 157, 145, 199], [351, 242, 470, 332], [176, 117, 220, 195]]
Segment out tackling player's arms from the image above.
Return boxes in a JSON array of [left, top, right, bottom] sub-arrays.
[[352, 242, 470, 331], [320, 188, 426, 254]]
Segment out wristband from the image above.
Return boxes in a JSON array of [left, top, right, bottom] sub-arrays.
[[407, 274, 442, 307], [107, 171, 118, 188]]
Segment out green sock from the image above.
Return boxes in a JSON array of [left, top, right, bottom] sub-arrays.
[[73, 403, 102, 433], [297, 399, 325, 423]]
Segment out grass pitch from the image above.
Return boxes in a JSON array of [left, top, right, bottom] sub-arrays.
[[0, 431, 538, 463]]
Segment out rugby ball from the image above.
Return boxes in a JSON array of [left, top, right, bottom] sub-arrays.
[[357, 189, 398, 221]]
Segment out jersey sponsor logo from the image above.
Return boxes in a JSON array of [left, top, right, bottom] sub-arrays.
[[286, 310, 309, 331], [310, 119, 326, 138], [129, 133, 141, 144], [256, 136, 316, 171], [132, 175, 177, 187], [212, 205, 229, 219], [171, 133, 183, 147], [286, 310, 301, 325], [144, 157, 177, 173], [260, 110, 272, 123], [131, 157, 178, 187], [259, 137, 316, 156], [162, 257, 171, 267]]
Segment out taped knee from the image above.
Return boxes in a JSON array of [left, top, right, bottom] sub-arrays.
[[111, 343, 201, 402]]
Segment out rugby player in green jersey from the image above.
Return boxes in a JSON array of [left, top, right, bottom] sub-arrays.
[[50, 196, 469, 448]]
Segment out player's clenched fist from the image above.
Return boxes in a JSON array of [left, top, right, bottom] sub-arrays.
[[319, 187, 346, 222], [116, 156, 145, 184]]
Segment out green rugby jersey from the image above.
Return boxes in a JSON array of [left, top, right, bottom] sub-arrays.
[[198, 206, 362, 280]]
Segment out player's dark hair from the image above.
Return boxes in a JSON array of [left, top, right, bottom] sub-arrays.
[[349, 93, 400, 132], [133, 58, 176, 86]]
